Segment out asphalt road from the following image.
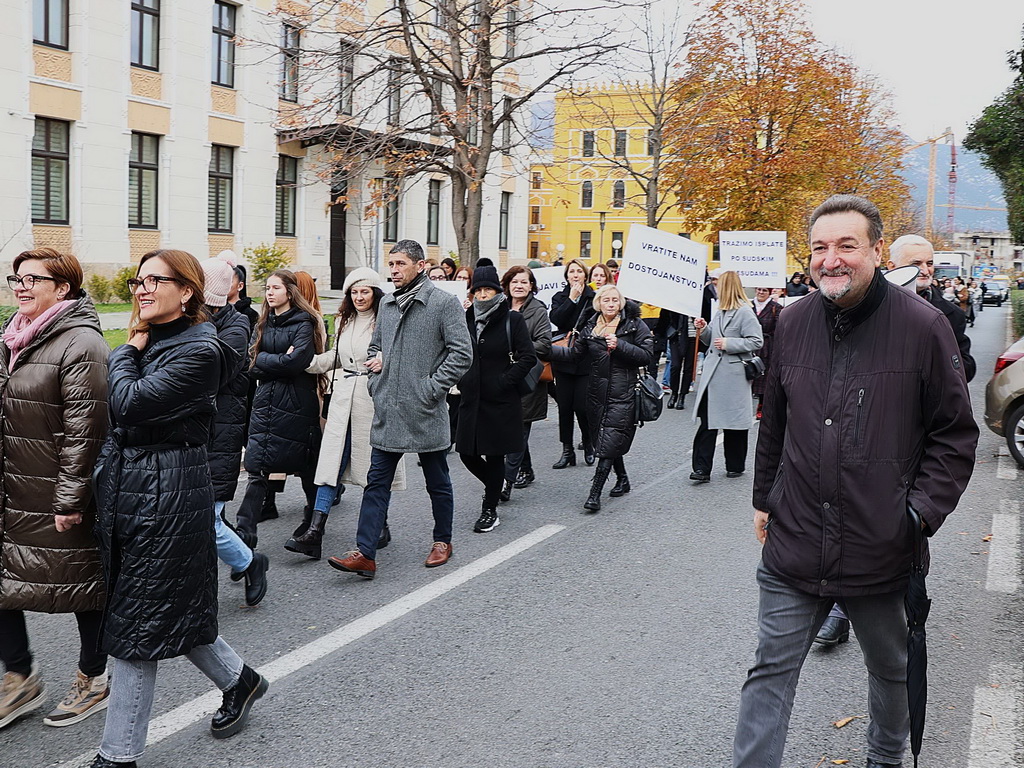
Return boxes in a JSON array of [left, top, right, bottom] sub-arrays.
[[4, 301, 1020, 768]]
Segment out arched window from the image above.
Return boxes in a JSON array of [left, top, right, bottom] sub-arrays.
[[581, 180, 593, 208], [612, 180, 625, 208]]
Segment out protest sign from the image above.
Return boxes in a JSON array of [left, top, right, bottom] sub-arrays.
[[530, 266, 566, 311], [616, 224, 707, 317], [718, 231, 788, 288], [432, 280, 469, 302]]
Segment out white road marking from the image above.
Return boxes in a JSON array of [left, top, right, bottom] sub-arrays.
[[62, 524, 566, 767], [985, 501, 1020, 594], [968, 662, 1021, 768]]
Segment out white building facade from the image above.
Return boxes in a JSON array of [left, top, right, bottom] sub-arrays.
[[1, 0, 531, 294]]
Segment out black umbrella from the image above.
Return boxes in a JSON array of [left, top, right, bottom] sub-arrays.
[[905, 506, 931, 768]]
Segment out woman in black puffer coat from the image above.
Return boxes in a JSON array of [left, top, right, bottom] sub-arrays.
[[548, 258, 596, 469], [551, 284, 653, 513], [234, 270, 324, 548], [91, 250, 266, 767]]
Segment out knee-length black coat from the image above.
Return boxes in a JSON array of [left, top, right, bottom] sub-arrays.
[[95, 323, 228, 661], [244, 307, 321, 475], [207, 304, 250, 501], [456, 300, 537, 456], [553, 301, 654, 459]]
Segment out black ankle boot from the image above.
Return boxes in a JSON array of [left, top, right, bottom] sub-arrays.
[[584, 460, 613, 512], [211, 665, 269, 739], [609, 459, 630, 497], [552, 444, 576, 469], [242, 552, 269, 607], [377, 524, 392, 549], [499, 479, 513, 502], [584, 442, 596, 466], [258, 495, 278, 522], [667, 394, 678, 409], [291, 505, 313, 538], [284, 510, 328, 560]]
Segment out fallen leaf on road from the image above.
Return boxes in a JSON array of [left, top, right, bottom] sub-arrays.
[[833, 715, 866, 728], [832, 761, 850, 765], [982, 534, 993, 542]]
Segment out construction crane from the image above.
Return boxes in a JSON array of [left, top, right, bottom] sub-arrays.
[[906, 129, 955, 240]]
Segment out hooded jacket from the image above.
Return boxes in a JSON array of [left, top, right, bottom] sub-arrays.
[[206, 304, 250, 501], [753, 273, 978, 597], [95, 322, 229, 660], [0, 296, 109, 613], [553, 301, 654, 458], [244, 307, 321, 475]]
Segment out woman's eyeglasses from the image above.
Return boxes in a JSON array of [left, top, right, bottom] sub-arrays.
[[7, 274, 57, 289], [126, 275, 181, 295]]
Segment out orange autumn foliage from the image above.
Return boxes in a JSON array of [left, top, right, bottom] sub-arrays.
[[663, 0, 911, 266]]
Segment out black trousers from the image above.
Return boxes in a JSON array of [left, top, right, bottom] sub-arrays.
[[553, 370, 591, 447], [504, 422, 534, 482], [669, 335, 697, 398], [236, 469, 316, 533], [692, 393, 748, 474], [0, 609, 106, 677], [460, 454, 506, 508]]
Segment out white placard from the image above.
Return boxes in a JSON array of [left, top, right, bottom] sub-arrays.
[[433, 279, 469, 301], [529, 266, 566, 311], [616, 224, 707, 317], [719, 231, 788, 288]]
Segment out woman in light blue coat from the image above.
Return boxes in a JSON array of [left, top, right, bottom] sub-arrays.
[[690, 271, 763, 483]]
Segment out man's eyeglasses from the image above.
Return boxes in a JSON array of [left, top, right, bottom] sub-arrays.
[[7, 274, 58, 289], [126, 275, 181, 295]]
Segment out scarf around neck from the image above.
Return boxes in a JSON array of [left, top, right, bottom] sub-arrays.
[[473, 292, 506, 337], [394, 270, 428, 313], [3, 299, 76, 369]]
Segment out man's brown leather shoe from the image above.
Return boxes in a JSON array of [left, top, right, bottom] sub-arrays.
[[327, 550, 376, 579], [424, 542, 452, 568]]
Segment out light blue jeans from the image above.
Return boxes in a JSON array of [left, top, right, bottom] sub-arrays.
[[99, 637, 243, 762], [733, 562, 908, 767], [214, 501, 252, 574], [313, 427, 352, 514]]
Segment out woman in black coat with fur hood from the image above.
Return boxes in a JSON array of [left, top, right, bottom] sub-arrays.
[[456, 266, 536, 534], [551, 284, 653, 512]]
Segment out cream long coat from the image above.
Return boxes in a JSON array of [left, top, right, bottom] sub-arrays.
[[308, 311, 406, 490]]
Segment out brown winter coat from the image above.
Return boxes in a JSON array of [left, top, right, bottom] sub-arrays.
[[0, 297, 109, 613]]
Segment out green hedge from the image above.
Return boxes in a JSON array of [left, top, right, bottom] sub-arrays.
[[1013, 289, 1024, 339]]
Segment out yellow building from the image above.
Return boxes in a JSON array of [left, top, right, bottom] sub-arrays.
[[527, 85, 711, 267]]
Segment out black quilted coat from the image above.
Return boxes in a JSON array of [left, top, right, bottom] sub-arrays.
[[556, 301, 653, 459], [95, 323, 227, 661], [243, 308, 320, 475], [549, 284, 596, 376], [456, 300, 536, 456], [206, 304, 250, 501]]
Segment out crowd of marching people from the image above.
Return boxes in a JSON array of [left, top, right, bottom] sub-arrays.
[[0, 198, 983, 767]]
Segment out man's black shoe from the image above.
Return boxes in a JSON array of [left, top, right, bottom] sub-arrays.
[[211, 665, 268, 739], [726, 470, 745, 478], [376, 524, 392, 549], [689, 471, 710, 484], [243, 552, 269, 607], [90, 757, 137, 768], [813, 616, 851, 646]]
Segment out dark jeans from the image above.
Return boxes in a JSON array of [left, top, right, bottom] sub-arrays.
[[460, 454, 506, 508], [504, 422, 534, 482], [669, 334, 697, 398], [236, 468, 316, 534], [553, 370, 590, 447], [447, 393, 460, 446], [692, 393, 748, 474], [355, 448, 454, 560], [0, 608, 106, 677]]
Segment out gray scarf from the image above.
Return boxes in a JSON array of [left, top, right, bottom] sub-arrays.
[[394, 270, 428, 313], [473, 292, 506, 338]]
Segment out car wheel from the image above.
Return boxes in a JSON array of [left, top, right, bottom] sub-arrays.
[[1008, 402, 1024, 469]]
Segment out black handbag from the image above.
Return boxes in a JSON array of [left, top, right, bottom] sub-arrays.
[[742, 355, 766, 381], [505, 315, 543, 396], [635, 368, 664, 426]]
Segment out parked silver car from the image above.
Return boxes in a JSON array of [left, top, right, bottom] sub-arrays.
[[985, 336, 1024, 467], [982, 277, 1010, 306]]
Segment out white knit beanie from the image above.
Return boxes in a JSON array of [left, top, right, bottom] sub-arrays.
[[343, 267, 383, 294]]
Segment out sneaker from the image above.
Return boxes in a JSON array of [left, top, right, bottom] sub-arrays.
[[474, 509, 500, 533], [0, 668, 45, 730], [43, 670, 109, 727]]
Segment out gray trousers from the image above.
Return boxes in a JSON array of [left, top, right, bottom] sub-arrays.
[[99, 636, 243, 762], [733, 563, 909, 767]]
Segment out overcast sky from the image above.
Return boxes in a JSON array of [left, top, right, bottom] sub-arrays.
[[806, 0, 1024, 143]]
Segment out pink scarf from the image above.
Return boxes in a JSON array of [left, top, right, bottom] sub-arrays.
[[3, 300, 76, 369]]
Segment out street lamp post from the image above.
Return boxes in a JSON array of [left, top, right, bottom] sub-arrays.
[[555, 243, 565, 264], [611, 239, 623, 261], [598, 211, 607, 262]]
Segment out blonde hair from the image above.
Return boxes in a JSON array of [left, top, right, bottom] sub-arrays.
[[717, 271, 750, 311], [591, 283, 624, 313]]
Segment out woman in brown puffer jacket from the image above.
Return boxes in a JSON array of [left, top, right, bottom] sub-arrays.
[[0, 248, 110, 731]]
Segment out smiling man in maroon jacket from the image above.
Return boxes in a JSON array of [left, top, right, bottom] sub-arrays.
[[732, 195, 978, 768]]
